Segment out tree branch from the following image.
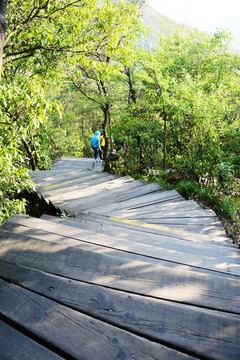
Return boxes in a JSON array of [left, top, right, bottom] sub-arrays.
[[72, 80, 99, 103]]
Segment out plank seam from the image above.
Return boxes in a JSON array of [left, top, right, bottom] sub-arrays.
[[6, 222, 239, 277], [0, 312, 74, 360], [0, 274, 207, 360], [1, 262, 239, 316]]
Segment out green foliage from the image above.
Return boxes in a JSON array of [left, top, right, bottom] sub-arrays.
[[217, 196, 240, 221], [67, 0, 143, 152], [136, 30, 240, 187], [215, 162, 235, 194], [4, 0, 98, 79], [0, 153, 32, 225], [0, 197, 27, 226], [109, 106, 163, 175], [198, 187, 219, 207], [176, 181, 200, 200], [1, 0, 239, 240]]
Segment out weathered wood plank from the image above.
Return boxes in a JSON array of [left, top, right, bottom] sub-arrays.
[[107, 205, 217, 220], [63, 179, 146, 212], [106, 215, 229, 244], [0, 229, 239, 314], [0, 320, 64, 360], [95, 190, 184, 214], [29, 167, 91, 182], [5, 216, 240, 276], [1, 259, 240, 360], [126, 216, 221, 226], [57, 177, 143, 212], [40, 172, 116, 194], [41, 212, 234, 251], [51, 156, 94, 170], [41, 177, 121, 211], [0, 279, 195, 360], [41, 172, 117, 195], [72, 211, 231, 246], [32, 169, 99, 189], [114, 182, 163, 202], [108, 199, 213, 217]]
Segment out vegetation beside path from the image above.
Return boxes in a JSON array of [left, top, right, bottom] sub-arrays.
[[0, 1, 239, 243]]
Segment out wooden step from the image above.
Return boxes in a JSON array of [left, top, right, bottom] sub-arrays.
[[94, 189, 184, 214], [66, 180, 158, 213], [0, 278, 186, 360], [15, 213, 237, 276], [1, 220, 239, 314], [1, 258, 240, 360], [2, 156, 238, 360], [0, 319, 64, 359], [68, 211, 233, 247]]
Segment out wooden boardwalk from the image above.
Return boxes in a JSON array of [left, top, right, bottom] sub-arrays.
[[0, 156, 239, 360]]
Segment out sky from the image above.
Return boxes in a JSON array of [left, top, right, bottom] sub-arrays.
[[148, 0, 240, 49]]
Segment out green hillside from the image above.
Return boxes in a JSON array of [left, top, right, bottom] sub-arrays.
[[140, 5, 193, 47]]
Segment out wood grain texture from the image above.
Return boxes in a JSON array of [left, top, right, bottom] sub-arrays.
[[0, 279, 195, 360], [0, 259, 239, 360], [0, 227, 239, 314], [5, 216, 240, 276], [1, 156, 238, 360], [0, 320, 64, 360]]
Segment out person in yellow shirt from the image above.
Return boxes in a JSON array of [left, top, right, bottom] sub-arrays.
[[99, 132, 105, 160]]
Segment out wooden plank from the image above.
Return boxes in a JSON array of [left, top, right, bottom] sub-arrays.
[[41, 176, 120, 211], [41, 173, 99, 191], [29, 167, 91, 182], [5, 216, 240, 276], [114, 182, 163, 202], [109, 215, 227, 239], [63, 179, 147, 212], [66, 212, 233, 249], [29, 166, 94, 183], [32, 169, 99, 189], [108, 205, 217, 220], [73, 211, 230, 246], [106, 216, 229, 244], [51, 156, 94, 170], [1, 259, 240, 360], [126, 216, 221, 226], [0, 320, 64, 360], [42, 212, 234, 250], [58, 177, 142, 213], [78, 182, 165, 214], [108, 199, 213, 218], [41, 172, 117, 195], [0, 279, 194, 360], [41, 172, 117, 194], [94, 189, 184, 214], [0, 229, 239, 313]]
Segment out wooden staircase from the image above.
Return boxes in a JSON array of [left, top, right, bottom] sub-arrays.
[[0, 156, 239, 359]]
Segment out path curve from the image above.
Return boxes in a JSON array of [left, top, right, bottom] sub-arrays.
[[0, 156, 239, 360]]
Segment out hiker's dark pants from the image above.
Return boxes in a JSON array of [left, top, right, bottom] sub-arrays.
[[92, 146, 99, 160]]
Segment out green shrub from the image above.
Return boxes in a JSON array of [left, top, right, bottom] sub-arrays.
[[198, 186, 219, 207], [217, 196, 240, 221], [215, 162, 235, 194], [176, 181, 199, 199], [0, 197, 27, 226]]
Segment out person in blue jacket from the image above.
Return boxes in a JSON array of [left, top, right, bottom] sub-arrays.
[[91, 131, 101, 160]]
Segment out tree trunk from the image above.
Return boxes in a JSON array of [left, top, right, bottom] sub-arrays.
[[163, 113, 167, 170], [101, 103, 110, 160], [189, 119, 198, 182], [125, 66, 137, 104], [22, 138, 37, 171], [137, 135, 144, 174], [0, 0, 8, 82]]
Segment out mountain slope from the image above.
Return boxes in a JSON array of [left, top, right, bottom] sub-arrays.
[[140, 5, 193, 47]]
